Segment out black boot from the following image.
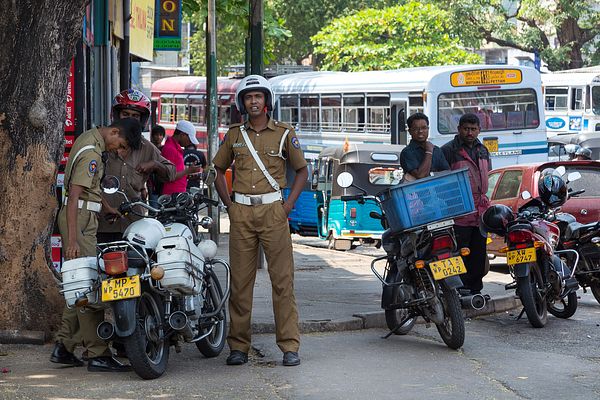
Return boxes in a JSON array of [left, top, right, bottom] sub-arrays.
[[87, 356, 132, 372], [226, 350, 248, 365], [50, 342, 84, 367]]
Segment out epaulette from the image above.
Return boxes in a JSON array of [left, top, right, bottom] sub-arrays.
[[273, 120, 293, 130]]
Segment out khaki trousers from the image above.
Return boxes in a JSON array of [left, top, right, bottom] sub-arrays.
[[56, 207, 111, 358], [227, 201, 300, 353]]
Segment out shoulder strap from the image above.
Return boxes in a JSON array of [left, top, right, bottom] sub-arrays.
[[239, 125, 280, 191], [277, 129, 290, 160], [64, 145, 96, 194]]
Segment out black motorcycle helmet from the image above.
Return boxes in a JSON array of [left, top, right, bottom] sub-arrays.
[[538, 174, 568, 207], [480, 204, 514, 237]]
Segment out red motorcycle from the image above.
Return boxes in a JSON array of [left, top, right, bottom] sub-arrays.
[[481, 173, 580, 328]]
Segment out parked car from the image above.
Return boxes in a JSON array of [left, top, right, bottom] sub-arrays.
[[486, 160, 600, 256]]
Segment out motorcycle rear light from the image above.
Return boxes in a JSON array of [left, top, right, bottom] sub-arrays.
[[437, 252, 451, 260], [103, 251, 128, 275], [432, 235, 453, 252], [507, 230, 534, 244], [350, 207, 357, 218]]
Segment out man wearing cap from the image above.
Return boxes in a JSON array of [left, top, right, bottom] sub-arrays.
[[161, 120, 203, 195]]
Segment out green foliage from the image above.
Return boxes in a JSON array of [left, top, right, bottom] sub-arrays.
[[311, 2, 481, 71], [438, 0, 600, 71]]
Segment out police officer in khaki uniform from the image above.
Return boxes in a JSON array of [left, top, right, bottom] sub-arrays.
[[213, 75, 308, 367], [50, 118, 142, 372]]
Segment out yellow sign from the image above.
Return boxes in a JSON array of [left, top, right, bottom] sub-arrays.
[[429, 256, 467, 280], [101, 275, 141, 302], [507, 248, 537, 266], [450, 69, 522, 87], [130, 0, 155, 61], [483, 138, 499, 153]]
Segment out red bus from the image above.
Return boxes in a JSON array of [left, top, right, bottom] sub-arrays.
[[150, 76, 242, 152]]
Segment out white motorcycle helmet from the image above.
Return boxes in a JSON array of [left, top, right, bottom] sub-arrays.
[[123, 218, 166, 250], [235, 74, 274, 114]]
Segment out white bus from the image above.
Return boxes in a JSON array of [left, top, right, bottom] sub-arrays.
[[270, 65, 548, 167], [542, 71, 600, 135]]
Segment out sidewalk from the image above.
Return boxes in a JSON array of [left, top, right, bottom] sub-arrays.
[[209, 213, 520, 334]]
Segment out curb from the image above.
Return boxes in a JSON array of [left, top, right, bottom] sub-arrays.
[[0, 330, 46, 345]]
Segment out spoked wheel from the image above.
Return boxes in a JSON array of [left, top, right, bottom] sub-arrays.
[[124, 288, 169, 380], [516, 266, 548, 328], [548, 291, 578, 319], [196, 270, 228, 357], [385, 309, 416, 335], [434, 281, 465, 350], [589, 281, 600, 305]]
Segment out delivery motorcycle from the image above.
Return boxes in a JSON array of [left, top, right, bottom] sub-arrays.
[[61, 175, 230, 379], [337, 172, 466, 349]]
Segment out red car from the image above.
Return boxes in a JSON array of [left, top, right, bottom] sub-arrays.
[[486, 160, 600, 255]]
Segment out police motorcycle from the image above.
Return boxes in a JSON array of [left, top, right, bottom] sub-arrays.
[[337, 171, 469, 349], [480, 168, 581, 328], [61, 172, 230, 379]]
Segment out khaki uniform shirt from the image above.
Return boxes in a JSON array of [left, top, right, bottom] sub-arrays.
[[65, 128, 105, 203], [213, 118, 307, 194], [98, 138, 176, 233]]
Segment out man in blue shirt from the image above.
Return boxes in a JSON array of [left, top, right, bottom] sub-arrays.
[[400, 113, 449, 180]]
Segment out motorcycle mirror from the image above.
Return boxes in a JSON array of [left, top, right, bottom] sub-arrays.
[[554, 166, 566, 177], [204, 165, 217, 186], [336, 171, 354, 188], [521, 191, 532, 200], [567, 171, 581, 183], [101, 175, 121, 194]]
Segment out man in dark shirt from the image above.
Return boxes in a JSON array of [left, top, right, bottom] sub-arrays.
[[400, 113, 449, 180], [183, 144, 207, 190]]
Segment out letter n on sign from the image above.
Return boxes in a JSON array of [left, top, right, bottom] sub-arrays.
[[154, 0, 182, 51]]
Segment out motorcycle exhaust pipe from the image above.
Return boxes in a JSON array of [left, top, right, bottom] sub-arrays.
[[97, 321, 116, 341], [460, 294, 486, 310], [169, 311, 193, 341]]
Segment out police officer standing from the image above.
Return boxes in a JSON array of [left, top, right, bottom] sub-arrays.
[[51, 118, 142, 372], [213, 75, 308, 367]]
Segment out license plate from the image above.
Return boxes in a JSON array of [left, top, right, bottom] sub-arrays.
[[507, 248, 537, 266], [429, 256, 467, 280], [101, 275, 141, 302], [483, 138, 498, 153]]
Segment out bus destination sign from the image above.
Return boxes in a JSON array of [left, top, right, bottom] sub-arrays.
[[450, 69, 522, 87]]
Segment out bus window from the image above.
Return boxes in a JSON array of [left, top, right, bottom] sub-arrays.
[[571, 87, 584, 110], [174, 94, 188, 121], [545, 87, 568, 111], [279, 95, 299, 126], [367, 95, 390, 133], [321, 95, 341, 131], [592, 86, 600, 115], [438, 88, 539, 133], [343, 95, 365, 131], [408, 94, 424, 115], [160, 95, 174, 123], [300, 95, 319, 131], [189, 95, 206, 124]]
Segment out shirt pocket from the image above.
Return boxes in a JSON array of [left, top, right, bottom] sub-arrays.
[[263, 145, 283, 172], [233, 146, 251, 171]]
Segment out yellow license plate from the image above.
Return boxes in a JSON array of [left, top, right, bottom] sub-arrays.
[[507, 248, 537, 266], [483, 138, 498, 153], [429, 256, 467, 280], [101, 275, 141, 302]]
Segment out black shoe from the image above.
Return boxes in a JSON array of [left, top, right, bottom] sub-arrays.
[[87, 356, 132, 372], [226, 350, 248, 365], [282, 351, 300, 367], [50, 342, 83, 367]]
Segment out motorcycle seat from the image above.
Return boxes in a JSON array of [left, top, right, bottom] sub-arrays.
[[565, 221, 599, 240]]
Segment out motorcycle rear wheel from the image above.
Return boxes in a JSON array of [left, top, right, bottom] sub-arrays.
[[589, 282, 600, 305], [196, 270, 227, 357], [548, 291, 578, 319], [384, 309, 416, 335], [516, 266, 547, 328], [434, 281, 465, 350], [125, 287, 169, 380]]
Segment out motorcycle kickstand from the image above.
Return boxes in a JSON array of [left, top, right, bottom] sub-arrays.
[[515, 307, 526, 321], [382, 315, 413, 339]]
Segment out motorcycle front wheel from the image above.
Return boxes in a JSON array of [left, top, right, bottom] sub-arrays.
[[548, 291, 578, 319], [125, 287, 169, 380], [384, 309, 416, 335], [196, 270, 228, 357], [434, 281, 465, 350], [516, 265, 548, 328]]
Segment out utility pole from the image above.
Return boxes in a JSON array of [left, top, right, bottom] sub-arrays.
[[249, 0, 263, 76], [120, 0, 131, 91], [206, 0, 219, 243]]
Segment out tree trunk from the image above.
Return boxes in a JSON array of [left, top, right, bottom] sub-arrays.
[[556, 16, 585, 70], [0, 1, 86, 334]]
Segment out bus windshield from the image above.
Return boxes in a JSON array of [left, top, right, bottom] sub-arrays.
[[438, 88, 539, 134]]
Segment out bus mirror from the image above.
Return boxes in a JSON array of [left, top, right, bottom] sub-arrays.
[[336, 172, 354, 188], [311, 170, 319, 190]]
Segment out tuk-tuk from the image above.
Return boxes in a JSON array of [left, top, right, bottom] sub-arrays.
[[284, 157, 321, 236], [573, 132, 600, 160], [311, 144, 405, 250]]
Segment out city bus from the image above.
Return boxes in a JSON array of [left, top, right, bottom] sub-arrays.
[[270, 65, 548, 168], [542, 71, 600, 136]]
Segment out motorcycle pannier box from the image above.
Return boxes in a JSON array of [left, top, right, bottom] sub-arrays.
[[380, 169, 475, 231], [61, 257, 99, 306], [156, 236, 205, 295]]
